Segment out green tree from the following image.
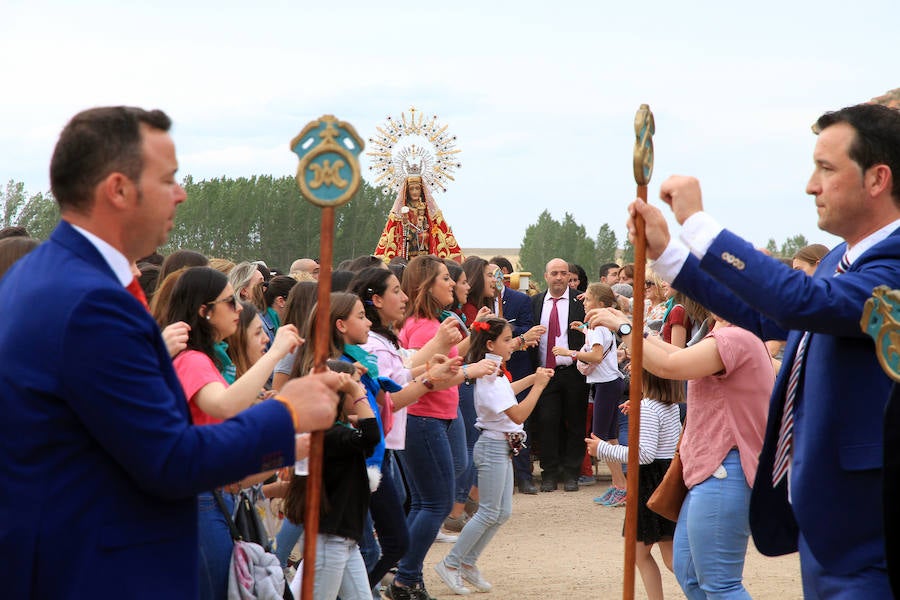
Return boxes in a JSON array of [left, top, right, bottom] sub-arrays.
[[622, 239, 635, 263], [519, 210, 559, 280], [1, 180, 58, 239], [519, 211, 598, 289], [779, 234, 809, 259], [766, 238, 778, 255], [595, 223, 619, 267], [165, 175, 393, 271]]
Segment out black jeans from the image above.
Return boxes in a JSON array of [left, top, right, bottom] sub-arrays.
[[535, 364, 588, 480]]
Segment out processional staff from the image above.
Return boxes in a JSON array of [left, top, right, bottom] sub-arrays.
[[623, 104, 655, 600], [290, 115, 365, 600]]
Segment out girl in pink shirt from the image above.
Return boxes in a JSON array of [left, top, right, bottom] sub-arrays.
[[589, 308, 772, 600]]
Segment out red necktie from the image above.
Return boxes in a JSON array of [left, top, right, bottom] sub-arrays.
[[545, 297, 561, 369], [126, 277, 151, 313]]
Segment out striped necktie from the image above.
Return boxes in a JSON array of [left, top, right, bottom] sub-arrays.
[[772, 252, 850, 486]]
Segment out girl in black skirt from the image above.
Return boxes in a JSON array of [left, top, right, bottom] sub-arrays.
[[586, 370, 683, 600]]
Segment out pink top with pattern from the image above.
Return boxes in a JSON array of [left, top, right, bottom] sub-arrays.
[[681, 326, 772, 488], [398, 316, 459, 420]]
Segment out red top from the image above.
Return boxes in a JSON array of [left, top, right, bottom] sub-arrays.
[[661, 304, 691, 345]]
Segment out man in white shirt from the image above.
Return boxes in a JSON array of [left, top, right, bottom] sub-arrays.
[[528, 258, 588, 492]]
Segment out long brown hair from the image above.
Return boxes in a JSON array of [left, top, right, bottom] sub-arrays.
[[642, 369, 684, 405], [402, 255, 447, 320], [225, 301, 261, 379], [290, 292, 360, 377]]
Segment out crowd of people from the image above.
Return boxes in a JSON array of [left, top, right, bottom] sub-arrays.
[[1, 101, 900, 600]]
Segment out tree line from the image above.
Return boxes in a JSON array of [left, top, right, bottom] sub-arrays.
[[2, 177, 819, 277]]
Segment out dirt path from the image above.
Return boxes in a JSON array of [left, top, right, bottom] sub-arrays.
[[419, 479, 803, 599]]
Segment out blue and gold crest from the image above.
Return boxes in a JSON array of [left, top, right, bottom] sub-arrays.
[[861, 285, 900, 382], [290, 115, 364, 208]]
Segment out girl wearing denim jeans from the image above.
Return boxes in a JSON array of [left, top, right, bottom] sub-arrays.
[[390, 256, 497, 600], [589, 308, 771, 599], [283, 360, 380, 600], [434, 317, 553, 595]]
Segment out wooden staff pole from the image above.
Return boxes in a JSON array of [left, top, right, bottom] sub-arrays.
[[300, 206, 335, 600], [290, 115, 364, 600], [623, 104, 655, 600]]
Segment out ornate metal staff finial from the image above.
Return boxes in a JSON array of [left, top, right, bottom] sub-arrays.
[[633, 104, 655, 186]]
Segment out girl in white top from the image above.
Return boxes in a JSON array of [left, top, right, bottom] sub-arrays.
[[559, 282, 627, 500], [586, 370, 683, 600], [435, 317, 553, 595]]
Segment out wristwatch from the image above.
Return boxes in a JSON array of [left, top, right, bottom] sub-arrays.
[[570, 351, 578, 360], [617, 323, 633, 337]]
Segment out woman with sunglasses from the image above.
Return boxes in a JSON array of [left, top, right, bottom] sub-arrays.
[[163, 266, 302, 600]]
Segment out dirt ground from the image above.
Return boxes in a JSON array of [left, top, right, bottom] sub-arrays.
[[418, 474, 803, 600]]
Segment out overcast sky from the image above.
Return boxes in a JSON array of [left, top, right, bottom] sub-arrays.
[[2, 0, 897, 253]]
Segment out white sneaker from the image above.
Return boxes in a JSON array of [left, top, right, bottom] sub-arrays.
[[434, 559, 471, 595], [434, 530, 459, 543], [460, 564, 492, 592]]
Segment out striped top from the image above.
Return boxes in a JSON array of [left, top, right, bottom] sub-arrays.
[[592, 399, 681, 464]]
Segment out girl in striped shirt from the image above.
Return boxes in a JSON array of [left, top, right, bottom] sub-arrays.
[[586, 370, 683, 600]]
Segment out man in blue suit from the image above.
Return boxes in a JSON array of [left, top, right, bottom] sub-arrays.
[[626, 104, 900, 598], [0, 106, 341, 598]]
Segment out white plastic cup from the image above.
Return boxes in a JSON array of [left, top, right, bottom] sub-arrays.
[[295, 433, 310, 476], [485, 353, 502, 374]]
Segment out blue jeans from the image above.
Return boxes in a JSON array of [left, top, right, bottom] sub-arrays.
[[308, 533, 371, 600], [362, 452, 410, 587], [452, 394, 478, 503], [198, 491, 234, 600], [396, 415, 457, 586], [275, 518, 304, 567], [445, 437, 513, 568], [673, 449, 752, 599]]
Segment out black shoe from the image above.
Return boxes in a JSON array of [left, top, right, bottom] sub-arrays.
[[517, 479, 538, 495], [563, 478, 579, 492], [540, 477, 557, 492], [384, 582, 419, 600], [410, 583, 439, 600]]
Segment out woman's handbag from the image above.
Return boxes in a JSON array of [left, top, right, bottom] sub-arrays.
[[213, 489, 293, 600], [646, 436, 687, 523]]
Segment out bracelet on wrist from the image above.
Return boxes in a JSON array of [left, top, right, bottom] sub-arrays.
[[420, 377, 435, 390], [273, 395, 301, 431], [462, 363, 472, 384], [353, 396, 368, 405]]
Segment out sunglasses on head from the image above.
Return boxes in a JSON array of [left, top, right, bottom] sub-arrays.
[[645, 281, 656, 288]]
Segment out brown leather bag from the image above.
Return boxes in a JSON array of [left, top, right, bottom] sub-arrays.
[[646, 438, 687, 523]]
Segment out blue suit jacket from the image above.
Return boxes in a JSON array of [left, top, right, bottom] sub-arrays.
[[0, 222, 296, 598], [672, 228, 900, 575], [500, 287, 535, 382]]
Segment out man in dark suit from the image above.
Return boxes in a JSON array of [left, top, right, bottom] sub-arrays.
[[626, 104, 900, 597], [529, 258, 588, 492], [492, 267, 543, 493], [0, 106, 340, 598]]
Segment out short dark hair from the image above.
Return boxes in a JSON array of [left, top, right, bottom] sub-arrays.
[[490, 256, 514, 273], [264, 275, 298, 307], [50, 106, 172, 213], [599, 262, 620, 280], [815, 104, 900, 202], [0, 226, 29, 240]]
